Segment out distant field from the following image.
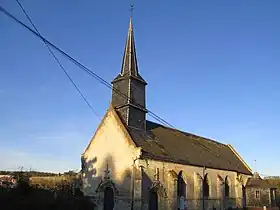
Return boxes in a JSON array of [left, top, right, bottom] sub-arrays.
[[30, 175, 75, 188]]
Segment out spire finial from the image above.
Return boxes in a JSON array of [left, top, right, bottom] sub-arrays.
[[130, 2, 134, 18]]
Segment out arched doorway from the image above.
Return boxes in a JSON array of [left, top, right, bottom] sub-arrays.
[[149, 190, 158, 210], [148, 180, 167, 210], [103, 187, 114, 210]]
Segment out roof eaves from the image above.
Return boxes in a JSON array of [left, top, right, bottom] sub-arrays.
[[227, 144, 252, 175], [141, 152, 252, 175]]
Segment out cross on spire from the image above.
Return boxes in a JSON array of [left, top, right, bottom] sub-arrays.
[[130, 4, 134, 18], [111, 8, 146, 82]]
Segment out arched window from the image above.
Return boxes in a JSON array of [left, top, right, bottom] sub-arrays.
[[242, 185, 246, 207], [177, 171, 187, 210], [203, 174, 209, 197], [225, 177, 230, 197], [177, 171, 186, 198]]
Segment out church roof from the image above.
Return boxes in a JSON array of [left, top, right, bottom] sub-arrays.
[[127, 120, 252, 175]]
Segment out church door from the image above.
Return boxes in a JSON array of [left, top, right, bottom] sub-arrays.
[[149, 191, 158, 210], [103, 187, 114, 210]]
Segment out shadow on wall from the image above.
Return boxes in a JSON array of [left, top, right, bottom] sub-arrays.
[[141, 169, 169, 210], [142, 170, 153, 202], [82, 156, 98, 195], [82, 155, 133, 197], [82, 154, 138, 209]]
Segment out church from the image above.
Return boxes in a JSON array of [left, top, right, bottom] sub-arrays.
[[81, 16, 252, 210]]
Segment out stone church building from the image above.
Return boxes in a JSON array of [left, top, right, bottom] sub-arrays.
[[81, 17, 252, 210]]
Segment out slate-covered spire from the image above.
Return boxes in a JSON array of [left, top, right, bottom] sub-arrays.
[[111, 16, 147, 130], [121, 17, 137, 76], [112, 17, 146, 83]]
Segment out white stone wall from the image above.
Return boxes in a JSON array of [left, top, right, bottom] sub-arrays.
[[82, 107, 141, 209]]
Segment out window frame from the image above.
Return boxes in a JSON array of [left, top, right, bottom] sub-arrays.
[[255, 190, 260, 199]]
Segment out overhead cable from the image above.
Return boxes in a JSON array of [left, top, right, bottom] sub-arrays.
[[0, 5, 174, 128]]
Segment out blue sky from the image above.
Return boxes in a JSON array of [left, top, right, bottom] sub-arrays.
[[0, 0, 279, 174]]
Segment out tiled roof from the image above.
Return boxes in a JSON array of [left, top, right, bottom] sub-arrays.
[[127, 121, 251, 175], [246, 172, 274, 188]]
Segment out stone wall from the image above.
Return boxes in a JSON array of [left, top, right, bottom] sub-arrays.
[[81, 107, 141, 209], [138, 158, 250, 210], [246, 187, 270, 207]]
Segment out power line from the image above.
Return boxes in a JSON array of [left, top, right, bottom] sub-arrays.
[[0, 5, 250, 174], [1, 3, 172, 150], [14, 0, 101, 120], [0, 4, 174, 128]]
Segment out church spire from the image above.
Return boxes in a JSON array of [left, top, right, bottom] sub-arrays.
[[120, 17, 138, 77], [111, 14, 147, 130], [114, 16, 146, 83]]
